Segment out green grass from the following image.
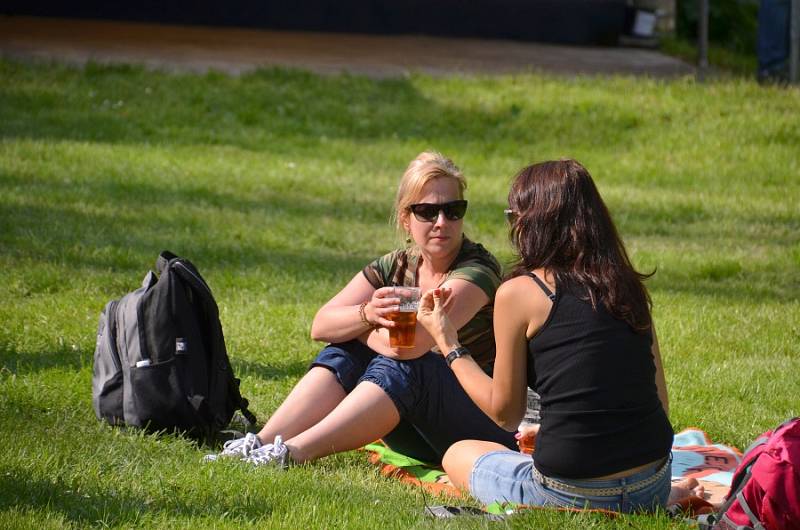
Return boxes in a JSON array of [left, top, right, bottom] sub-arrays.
[[1, 57, 799, 528], [659, 35, 758, 78]]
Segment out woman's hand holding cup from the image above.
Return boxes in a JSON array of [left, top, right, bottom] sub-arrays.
[[366, 287, 402, 329]]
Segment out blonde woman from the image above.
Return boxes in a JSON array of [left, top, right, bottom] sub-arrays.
[[206, 152, 516, 466]]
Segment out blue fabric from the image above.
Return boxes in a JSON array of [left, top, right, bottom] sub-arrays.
[[470, 450, 671, 513], [757, 0, 790, 74], [311, 340, 517, 463]]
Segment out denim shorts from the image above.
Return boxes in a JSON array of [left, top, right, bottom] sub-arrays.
[[470, 450, 671, 513], [311, 340, 517, 463]]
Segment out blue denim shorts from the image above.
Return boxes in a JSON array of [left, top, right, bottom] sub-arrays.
[[311, 340, 517, 463], [470, 450, 671, 513]]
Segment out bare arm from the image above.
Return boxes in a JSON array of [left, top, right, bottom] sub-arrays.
[[417, 277, 548, 430], [476, 279, 535, 428], [310, 272, 398, 344], [311, 272, 489, 361], [650, 324, 669, 417], [363, 278, 490, 360]]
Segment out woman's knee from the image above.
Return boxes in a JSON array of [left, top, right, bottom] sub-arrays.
[[311, 341, 376, 393], [443, 440, 502, 490], [442, 440, 468, 468], [442, 440, 475, 489]]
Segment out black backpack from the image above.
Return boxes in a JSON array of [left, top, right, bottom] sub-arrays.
[[92, 251, 256, 443]]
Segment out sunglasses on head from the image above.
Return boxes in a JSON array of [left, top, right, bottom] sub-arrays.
[[408, 200, 468, 222]]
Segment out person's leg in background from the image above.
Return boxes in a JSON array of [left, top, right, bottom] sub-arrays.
[[757, 0, 791, 82]]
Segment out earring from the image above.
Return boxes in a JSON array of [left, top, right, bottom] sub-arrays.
[[405, 233, 412, 245]]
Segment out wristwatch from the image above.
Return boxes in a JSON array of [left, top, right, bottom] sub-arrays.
[[445, 346, 471, 367]]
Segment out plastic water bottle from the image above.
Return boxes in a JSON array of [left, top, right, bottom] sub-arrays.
[[517, 387, 540, 454]]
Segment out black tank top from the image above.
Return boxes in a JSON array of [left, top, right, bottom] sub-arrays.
[[526, 273, 673, 479]]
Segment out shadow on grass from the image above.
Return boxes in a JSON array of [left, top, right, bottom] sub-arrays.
[[0, 467, 273, 526], [0, 340, 310, 380], [232, 357, 309, 381], [0, 344, 91, 375], [0, 164, 378, 280], [471, 202, 800, 303], [0, 60, 643, 152], [614, 199, 799, 249], [1, 177, 796, 316], [3, 172, 796, 303], [2, 60, 797, 304]]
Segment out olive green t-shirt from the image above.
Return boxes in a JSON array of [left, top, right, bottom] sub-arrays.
[[361, 237, 502, 371]]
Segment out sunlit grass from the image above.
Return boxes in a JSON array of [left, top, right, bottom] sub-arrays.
[[1, 58, 798, 528]]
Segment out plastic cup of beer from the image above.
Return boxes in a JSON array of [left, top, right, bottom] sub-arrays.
[[517, 425, 537, 454], [387, 287, 420, 349], [517, 387, 540, 454]]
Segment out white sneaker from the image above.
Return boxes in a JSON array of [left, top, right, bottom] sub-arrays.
[[202, 432, 262, 462], [243, 435, 291, 469]]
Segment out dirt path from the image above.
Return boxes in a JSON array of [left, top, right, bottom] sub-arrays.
[[0, 15, 694, 78]]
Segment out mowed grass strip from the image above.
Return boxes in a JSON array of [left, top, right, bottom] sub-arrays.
[[1, 58, 798, 529]]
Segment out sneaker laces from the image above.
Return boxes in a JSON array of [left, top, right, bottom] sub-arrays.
[[202, 432, 262, 462], [244, 435, 290, 469]]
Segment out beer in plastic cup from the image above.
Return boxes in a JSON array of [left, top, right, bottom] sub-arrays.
[[517, 387, 541, 454], [517, 427, 537, 454], [387, 287, 420, 349]]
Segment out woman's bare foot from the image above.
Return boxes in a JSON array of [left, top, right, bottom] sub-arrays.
[[668, 477, 706, 504]]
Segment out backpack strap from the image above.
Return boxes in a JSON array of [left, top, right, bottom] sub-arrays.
[[695, 513, 718, 530], [735, 491, 766, 530], [718, 468, 754, 515], [526, 272, 556, 301], [718, 512, 757, 530], [233, 388, 257, 427], [225, 375, 257, 427], [171, 259, 213, 297], [716, 490, 765, 530], [773, 416, 800, 434], [741, 434, 770, 456], [714, 467, 762, 530], [170, 259, 259, 431], [156, 250, 178, 276]]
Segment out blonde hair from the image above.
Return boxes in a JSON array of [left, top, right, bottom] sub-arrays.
[[393, 151, 467, 232]]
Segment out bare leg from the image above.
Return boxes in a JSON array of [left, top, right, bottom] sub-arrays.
[[257, 366, 346, 444], [443, 439, 509, 491], [284, 381, 401, 463]]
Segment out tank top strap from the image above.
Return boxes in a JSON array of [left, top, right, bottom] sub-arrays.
[[526, 272, 556, 301]]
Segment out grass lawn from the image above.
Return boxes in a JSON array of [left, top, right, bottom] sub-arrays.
[[659, 35, 758, 78], [1, 57, 798, 529]]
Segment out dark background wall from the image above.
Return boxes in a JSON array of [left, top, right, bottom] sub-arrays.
[[0, 0, 629, 45]]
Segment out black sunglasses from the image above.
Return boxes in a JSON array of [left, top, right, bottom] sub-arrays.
[[408, 200, 468, 222]]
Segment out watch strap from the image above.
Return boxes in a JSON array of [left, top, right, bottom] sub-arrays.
[[445, 346, 471, 367]]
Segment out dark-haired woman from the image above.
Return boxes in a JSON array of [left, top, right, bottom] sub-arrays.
[[416, 159, 673, 512]]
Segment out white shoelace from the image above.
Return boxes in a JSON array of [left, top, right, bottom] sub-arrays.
[[203, 432, 262, 462], [245, 435, 290, 468]]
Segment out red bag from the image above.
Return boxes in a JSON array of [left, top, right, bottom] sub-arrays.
[[712, 418, 800, 530]]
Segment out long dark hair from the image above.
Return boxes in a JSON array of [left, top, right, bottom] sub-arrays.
[[507, 159, 653, 332]]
